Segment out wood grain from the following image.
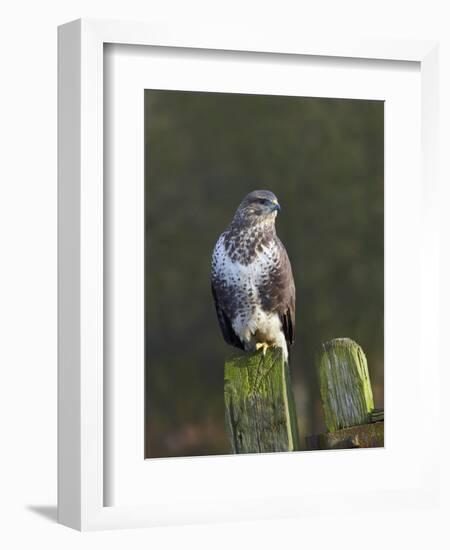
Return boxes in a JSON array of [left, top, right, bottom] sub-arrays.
[[224, 347, 300, 453]]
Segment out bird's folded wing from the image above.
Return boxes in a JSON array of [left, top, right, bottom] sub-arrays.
[[211, 283, 245, 350]]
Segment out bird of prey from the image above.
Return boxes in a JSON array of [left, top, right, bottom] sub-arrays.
[[211, 190, 295, 362]]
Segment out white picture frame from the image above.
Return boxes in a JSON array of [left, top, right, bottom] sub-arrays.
[[58, 18, 439, 531]]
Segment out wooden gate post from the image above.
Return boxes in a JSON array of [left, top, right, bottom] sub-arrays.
[[307, 337, 384, 450], [224, 347, 300, 454], [317, 338, 374, 431]]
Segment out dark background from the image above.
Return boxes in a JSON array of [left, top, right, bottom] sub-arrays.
[[144, 90, 384, 458]]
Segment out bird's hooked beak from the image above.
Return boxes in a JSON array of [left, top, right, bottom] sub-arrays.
[[271, 199, 281, 212]]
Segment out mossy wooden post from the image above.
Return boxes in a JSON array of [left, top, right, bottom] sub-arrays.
[[318, 338, 374, 432], [224, 347, 300, 453], [306, 338, 383, 450]]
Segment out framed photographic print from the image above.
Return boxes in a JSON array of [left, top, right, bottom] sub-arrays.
[[58, 19, 440, 530]]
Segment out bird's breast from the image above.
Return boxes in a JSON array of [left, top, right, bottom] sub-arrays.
[[213, 237, 277, 292]]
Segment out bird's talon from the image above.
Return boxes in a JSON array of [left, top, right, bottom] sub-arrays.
[[256, 342, 270, 355]]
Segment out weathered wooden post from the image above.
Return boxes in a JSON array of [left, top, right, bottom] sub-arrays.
[[307, 338, 384, 450], [318, 338, 374, 431], [224, 347, 300, 453]]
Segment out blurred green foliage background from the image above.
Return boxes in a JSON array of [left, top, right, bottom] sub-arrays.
[[145, 90, 384, 458]]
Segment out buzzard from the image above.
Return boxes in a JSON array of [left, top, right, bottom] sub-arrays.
[[211, 190, 296, 361]]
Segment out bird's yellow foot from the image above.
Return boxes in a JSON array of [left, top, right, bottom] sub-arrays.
[[256, 342, 270, 355]]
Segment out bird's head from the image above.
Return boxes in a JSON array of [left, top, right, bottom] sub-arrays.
[[234, 190, 281, 225]]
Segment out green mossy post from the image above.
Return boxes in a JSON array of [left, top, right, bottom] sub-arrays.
[[224, 347, 300, 453], [317, 338, 374, 432]]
